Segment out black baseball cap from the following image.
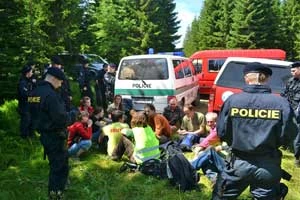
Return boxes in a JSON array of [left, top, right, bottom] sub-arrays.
[[290, 61, 300, 68], [21, 65, 32, 75], [51, 56, 63, 65], [243, 62, 272, 76], [46, 67, 65, 80]]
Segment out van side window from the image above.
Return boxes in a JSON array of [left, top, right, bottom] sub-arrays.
[[208, 59, 225, 71], [173, 60, 184, 79], [192, 59, 202, 73]]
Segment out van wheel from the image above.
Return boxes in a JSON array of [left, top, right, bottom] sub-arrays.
[[179, 99, 185, 109], [192, 93, 201, 107]]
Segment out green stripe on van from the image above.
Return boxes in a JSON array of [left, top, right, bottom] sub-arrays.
[[115, 89, 174, 96]]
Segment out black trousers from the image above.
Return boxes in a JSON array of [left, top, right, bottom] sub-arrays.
[[19, 111, 33, 138], [40, 133, 69, 193]]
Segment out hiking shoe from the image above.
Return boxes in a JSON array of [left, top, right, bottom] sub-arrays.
[[295, 158, 300, 168], [119, 162, 128, 173]]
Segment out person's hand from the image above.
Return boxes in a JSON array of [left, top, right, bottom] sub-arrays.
[[177, 129, 187, 135], [215, 145, 222, 152], [87, 119, 93, 127], [99, 120, 107, 126]]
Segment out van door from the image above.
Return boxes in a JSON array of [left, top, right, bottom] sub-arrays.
[[115, 57, 172, 112]]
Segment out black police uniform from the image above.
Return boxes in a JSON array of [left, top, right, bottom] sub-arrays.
[[17, 66, 33, 138], [59, 76, 72, 112], [78, 64, 93, 100], [95, 67, 107, 109], [213, 64, 298, 199], [28, 67, 69, 199], [281, 61, 300, 163], [104, 71, 116, 103]]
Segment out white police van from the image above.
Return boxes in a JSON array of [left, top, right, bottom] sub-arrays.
[[115, 54, 200, 113]]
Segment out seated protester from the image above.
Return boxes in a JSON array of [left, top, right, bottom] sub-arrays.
[[190, 147, 226, 184], [163, 97, 184, 133], [78, 96, 94, 116], [67, 111, 93, 159], [144, 103, 172, 144], [107, 95, 123, 118], [100, 110, 134, 161], [91, 107, 112, 143], [129, 111, 160, 164], [193, 112, 220, 155], [177, 104, 207, 151]]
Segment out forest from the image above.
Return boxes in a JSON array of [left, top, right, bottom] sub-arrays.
[[1, 1, 300, 199]]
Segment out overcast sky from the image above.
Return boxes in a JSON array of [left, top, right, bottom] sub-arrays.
[[174, 0, 203, 48]]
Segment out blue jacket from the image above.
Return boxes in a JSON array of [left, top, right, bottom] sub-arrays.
[[217, 84, 298, 157]]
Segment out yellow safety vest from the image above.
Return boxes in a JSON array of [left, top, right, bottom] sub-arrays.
[[132, 125, 160, 164]]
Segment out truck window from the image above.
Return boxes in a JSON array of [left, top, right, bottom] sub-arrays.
[[173, 60, 184, 79], [208, 59, 226, 72], [192, 59, 202, 73], [216, 61, 291, 93]]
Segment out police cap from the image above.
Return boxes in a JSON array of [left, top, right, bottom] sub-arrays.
[[243, 62, 272, 76], [21, 65, 32, 75], [82, 59, 89, 65], [51, 56, 63, 65], [290, 61, 300, 68], [109, 63, 117, 68], [46, 67, 65, 80]]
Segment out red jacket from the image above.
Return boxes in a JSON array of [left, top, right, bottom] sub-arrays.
[[67, 122, 92, 147], [79, 105, 94, 116]]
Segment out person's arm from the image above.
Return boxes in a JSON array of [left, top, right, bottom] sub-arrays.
[[217, 99, 233, 145], [199, 128, 220, 148], [76, 120, 93, 140], [47, 94, 69, 130], [154, 115, 164, 137], [193, 113, 207, 136]]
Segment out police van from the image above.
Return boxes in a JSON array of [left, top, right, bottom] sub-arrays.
[[115, 54, 200, 113]]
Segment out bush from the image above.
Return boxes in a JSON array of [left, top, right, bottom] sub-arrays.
[[0, 100, 19, 135]]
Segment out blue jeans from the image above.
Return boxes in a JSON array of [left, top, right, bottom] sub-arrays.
[[68, 140, 92, 156], [190, 148, 225, 182]]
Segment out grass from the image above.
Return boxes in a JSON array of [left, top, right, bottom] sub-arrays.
[[1, 99, 300, 200]]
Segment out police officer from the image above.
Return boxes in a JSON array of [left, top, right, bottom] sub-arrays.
[[29, 67, 69, 200], [95, 63, 108, 109], [48, 56, 73, 112], [17, 65, 34, 139], [281, 61, 300, 167], [104, 63, 117, 103], [213, 62, 298, 199], [78, 59, 93, 100]]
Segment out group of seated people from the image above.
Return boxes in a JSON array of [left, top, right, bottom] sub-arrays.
[[66, 95, 290, 198], [66, 95, 224, 166]]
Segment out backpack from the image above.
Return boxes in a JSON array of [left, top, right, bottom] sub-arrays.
[[138, 159, 167, 179], [160, 141, 199, 191]]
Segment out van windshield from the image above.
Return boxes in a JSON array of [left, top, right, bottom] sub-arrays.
[[118, 58, 169, 80], [216, 61, 291, 93]]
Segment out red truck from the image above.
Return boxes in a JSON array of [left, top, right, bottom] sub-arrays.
[[190, 49, 286, 95]]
